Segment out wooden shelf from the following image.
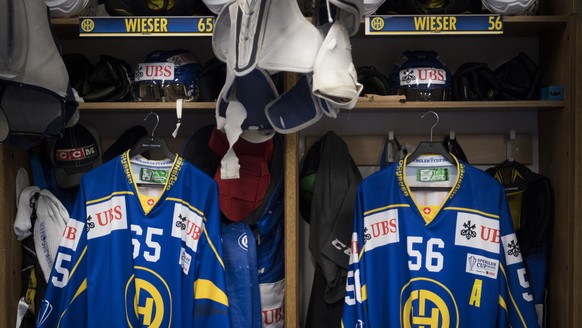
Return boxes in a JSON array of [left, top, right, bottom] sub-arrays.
[[502, 15, 570, 35], [78, 101, 215, 112], [51, 18, 82, 39], [354, 99, 565, 111], [76, 99, 563, 113]]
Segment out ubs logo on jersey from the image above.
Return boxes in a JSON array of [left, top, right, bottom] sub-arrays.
[[349, 233, 360, 266], [363, 208, 399, 252], [86, 196, 128, 240], [401, 278, 459, 328], [259, 279, 285, 327], [125, 267, 172, 327], [501, 233, 523, 266], [60, 218, 85, 251], [171, 203, 204, 253], [454, 213, 500, 254], [460, 220, 477, 240], [262, 307, 284, 326]]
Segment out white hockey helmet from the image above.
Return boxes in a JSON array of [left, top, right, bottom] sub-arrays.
[[45, 0, 97, 17], [363, 0, 385, 15], [482, 0, 538, 15], [202, 0, 233, 15]]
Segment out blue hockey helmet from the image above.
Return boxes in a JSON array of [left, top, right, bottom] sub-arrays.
[[134, 49, 202, 102], [388, 50, 452, 101]]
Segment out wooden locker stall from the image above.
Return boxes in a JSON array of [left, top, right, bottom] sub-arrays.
[[0, 147, 29, 327], [292, 2, 580, 328]]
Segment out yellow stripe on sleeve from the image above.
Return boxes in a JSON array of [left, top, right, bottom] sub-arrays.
[[499, 295, 508, 312], [194, 279, 229, 307]]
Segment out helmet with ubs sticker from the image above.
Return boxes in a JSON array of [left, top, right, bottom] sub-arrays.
[[134, 49, 202, 102], [388, 50, 452, 101]]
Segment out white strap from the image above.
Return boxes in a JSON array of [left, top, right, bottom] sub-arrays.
[[16, 298, 29, 328], [171, 99, 183, 138], [220, 100, 247, 179]]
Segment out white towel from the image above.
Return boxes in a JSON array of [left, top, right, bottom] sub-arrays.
[[33, 189, 70, 282]]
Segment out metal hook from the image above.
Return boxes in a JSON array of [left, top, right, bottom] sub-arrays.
[[421, 111, 439, 142], [144, 111, 160, 137]]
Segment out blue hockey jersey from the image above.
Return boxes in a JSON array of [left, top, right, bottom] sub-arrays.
[[342, 155, 539, 328], [37, 152, 230, 328]]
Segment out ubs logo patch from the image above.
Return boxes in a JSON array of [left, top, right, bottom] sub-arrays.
[[454, 213, 500, 254], [501, 233, 523, 266], [362, 208, 399, 252], [400, 278, 459, 328], [125, 266, 172, 327], [86, 196, 128, 240], [171, 203, 204, 253]]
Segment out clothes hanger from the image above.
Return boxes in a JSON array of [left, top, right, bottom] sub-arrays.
[[128, 111, 176, 161], [506, 129, 515, 163], [380, 131, 402, 169], [493, 129, 517, 170], [406, 111, 455, 165]]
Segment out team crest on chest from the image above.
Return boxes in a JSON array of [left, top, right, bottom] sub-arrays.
[[125, 267, 172, 327], [400, 278, 459, 328]]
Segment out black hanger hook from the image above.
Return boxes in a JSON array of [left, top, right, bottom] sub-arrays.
[[421, 111, 439, 142], [144, 111, 160, 137]]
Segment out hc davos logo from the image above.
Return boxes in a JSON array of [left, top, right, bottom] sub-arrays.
[[80, 18, 95, 33], [125, 267, 172, 327], [370, 17, 384, 31], [401, 278, 459, 328]]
